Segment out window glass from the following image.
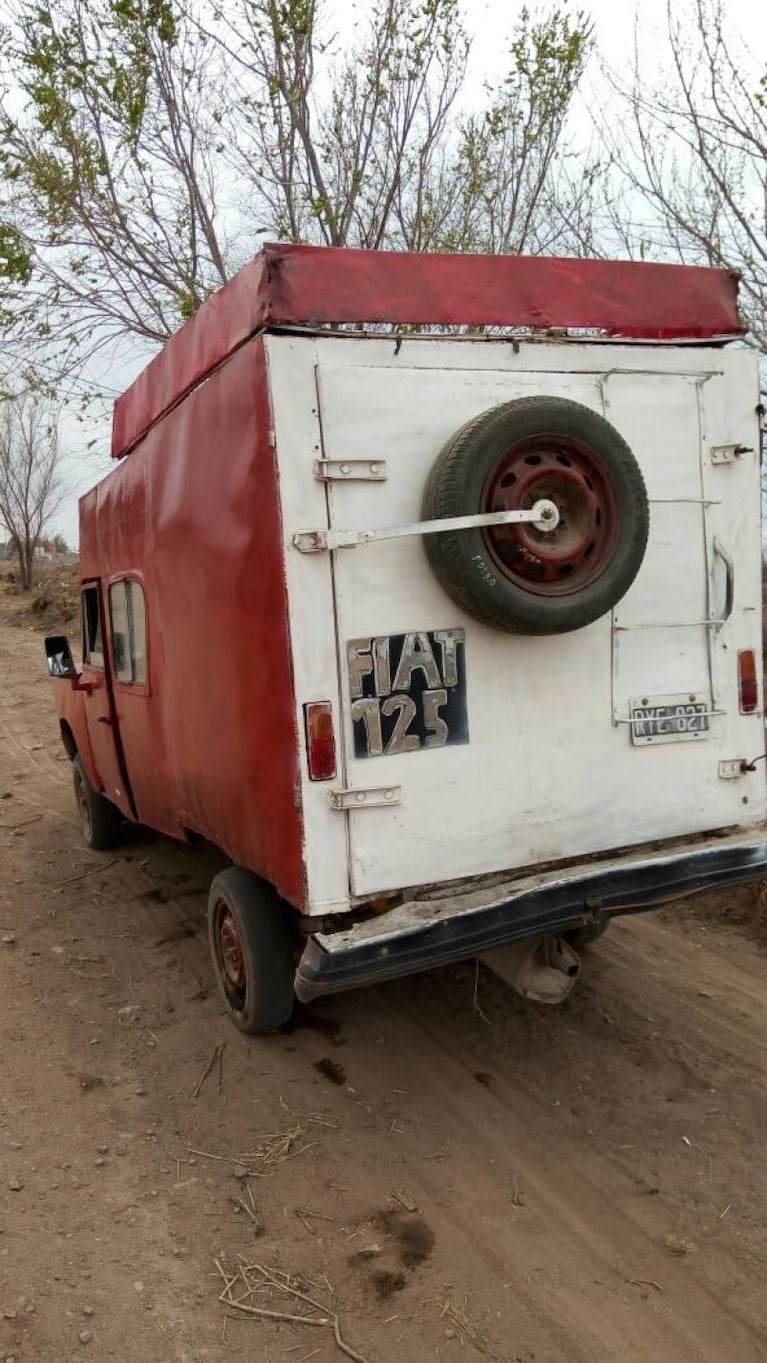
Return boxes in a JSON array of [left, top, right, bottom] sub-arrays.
[[109, 579, 147, 684], [82, 586, 103, 669], [109, 582, 132, 681], [128, 582, 147, 684]]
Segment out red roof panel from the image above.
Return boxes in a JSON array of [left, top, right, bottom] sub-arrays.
[[112, 244, 742, 458]]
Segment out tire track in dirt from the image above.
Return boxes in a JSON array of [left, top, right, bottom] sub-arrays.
[[1, 600, 766, 1363], [592, 916, 766, 1078], [326, 969, 767, 1363], [0, 626, 72, 832]]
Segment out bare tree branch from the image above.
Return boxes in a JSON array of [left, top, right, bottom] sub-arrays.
[[0, 393, 64, 588], [603, 0, 766, 347], [0, 0, 602, 393]]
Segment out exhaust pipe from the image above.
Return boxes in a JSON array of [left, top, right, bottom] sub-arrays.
[[481, 934, 580, 1005]]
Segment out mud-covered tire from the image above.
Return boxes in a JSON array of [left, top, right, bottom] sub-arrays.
[[208, 868, 295, 1035], [72, 756, 122, 850], [422, 397, 649, 635]]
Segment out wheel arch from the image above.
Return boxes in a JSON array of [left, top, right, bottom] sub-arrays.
[[59, 720, 77, 760]]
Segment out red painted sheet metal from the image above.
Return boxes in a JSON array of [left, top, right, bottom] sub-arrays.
[[263, 245, 742, 337], [111, 256, 271, 460], [91, 336, 307, 908], [112, 244, 742, 459]]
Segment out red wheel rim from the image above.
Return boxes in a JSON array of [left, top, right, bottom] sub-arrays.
[[482, 434, 619, 596], [213, 903, 247, 1009], [74, 766, 91, 841]]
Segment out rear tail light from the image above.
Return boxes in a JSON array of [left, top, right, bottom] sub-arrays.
[[738, 649, 758, 714], [304, 702, 336, 781]]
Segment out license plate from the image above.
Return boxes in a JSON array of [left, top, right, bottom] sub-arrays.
[[630, 694, 710, 746], [348, 628, 469, 759]]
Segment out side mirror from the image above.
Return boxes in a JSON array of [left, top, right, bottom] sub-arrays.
[[44, 634, 76, 679]]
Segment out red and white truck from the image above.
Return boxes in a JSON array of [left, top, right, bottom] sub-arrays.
[[45, 244, 767, 1033]]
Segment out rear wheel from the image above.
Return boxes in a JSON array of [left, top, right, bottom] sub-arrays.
[[208, 868, 295, 1035], [72, 756, 122, 850]]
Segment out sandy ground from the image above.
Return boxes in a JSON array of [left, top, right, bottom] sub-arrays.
[[0, 594, 766, 1363]]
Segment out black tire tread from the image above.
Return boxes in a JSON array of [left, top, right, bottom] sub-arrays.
[[73, 755, 122, 850], [207, 868, 295, 1035]]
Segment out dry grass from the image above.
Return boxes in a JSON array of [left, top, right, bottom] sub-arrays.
[[1, 562, 80, 633], [234, 1115, 339, 1178], [187, 1114, 339, 1180], [438, 1292, 498, 1359], [28, 564, 80, 631]]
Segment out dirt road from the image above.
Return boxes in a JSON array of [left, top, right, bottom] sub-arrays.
[[1, 596, 766, 1363]]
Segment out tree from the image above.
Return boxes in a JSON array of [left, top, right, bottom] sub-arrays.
[[0, 394, 64, 589], [0, 0, 233, 386], [210, 0, 471, 250], [409, 6, 597, 256], [607, 0, 766, 348], [210, 1, 596, 256], [0, 0, 599, 388]]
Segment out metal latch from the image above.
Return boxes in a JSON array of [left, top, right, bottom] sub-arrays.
[[329, 786, 401, 810], [294, 499, 559, 554], [313, 459, 387, 481], [718, 759, 746, 780], [710, 444, 753, 465]]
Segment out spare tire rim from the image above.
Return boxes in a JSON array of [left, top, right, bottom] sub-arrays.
[[482, 434, 619, 596], [213, 904, 247, 1008]]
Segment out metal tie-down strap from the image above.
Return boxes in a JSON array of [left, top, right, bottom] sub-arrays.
[[293, 499, 560, 553]]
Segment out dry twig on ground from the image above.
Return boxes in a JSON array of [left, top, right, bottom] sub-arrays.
[[56, 859, 119, 888], [215, 1257, 372, 1363], [191, 1042, 225, 1099]]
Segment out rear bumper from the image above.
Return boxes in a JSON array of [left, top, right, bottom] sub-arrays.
[[295, 828, 767, 1002]]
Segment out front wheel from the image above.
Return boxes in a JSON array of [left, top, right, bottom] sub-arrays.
[[208, 868, 296, 1035], [72, 756, 122, 850]]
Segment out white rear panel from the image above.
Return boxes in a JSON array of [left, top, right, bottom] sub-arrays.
[[268, 335, 766, 909]]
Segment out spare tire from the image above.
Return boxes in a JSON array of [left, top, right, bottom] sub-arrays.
[[422, 396, 649, 635]]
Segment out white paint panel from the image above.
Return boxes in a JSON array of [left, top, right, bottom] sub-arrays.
[[698, 354, 765, 748], [317, 364, 603, 476], [306, 342, 765, 900], [264, 338, 351, 914], [607, 374, 710, 709]]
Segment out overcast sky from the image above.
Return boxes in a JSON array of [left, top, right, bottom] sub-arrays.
[[51, 0, 762, 547]]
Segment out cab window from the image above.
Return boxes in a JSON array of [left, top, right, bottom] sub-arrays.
[[109, 580, 147, 684], [82, 585, 104, 669]]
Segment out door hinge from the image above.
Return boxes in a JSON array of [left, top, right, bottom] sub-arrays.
[[329, 786, 401, 810], [710, 443, 753, 465], [718, 759, 746, 780], [313, 458, 387, 481]]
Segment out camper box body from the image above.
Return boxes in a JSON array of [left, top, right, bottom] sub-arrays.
[[52, 245, 767, 1006]]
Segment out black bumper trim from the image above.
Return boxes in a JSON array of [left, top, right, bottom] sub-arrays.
[[295, 835, 767, 1002]]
